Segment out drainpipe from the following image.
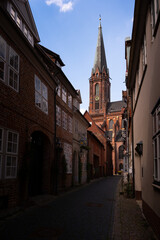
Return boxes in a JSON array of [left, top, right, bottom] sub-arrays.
[[54, 87, 58, 195]]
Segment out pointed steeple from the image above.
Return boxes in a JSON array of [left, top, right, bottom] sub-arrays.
[[92, 17, 107, 74]]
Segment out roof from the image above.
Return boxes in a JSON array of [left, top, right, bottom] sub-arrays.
[[87, 130, 104, 148], [92, 21, 107, 74], [106, 100, 127, 113], [39, 44, 65, 67]]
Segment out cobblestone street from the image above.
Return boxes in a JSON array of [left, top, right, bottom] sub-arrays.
[[0, 177, 119, 240]]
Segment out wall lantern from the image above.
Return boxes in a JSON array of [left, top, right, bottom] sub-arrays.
[[135, 141, 143, 156]]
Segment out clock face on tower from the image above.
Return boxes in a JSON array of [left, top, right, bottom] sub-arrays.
[[95, 96, 99, 101]]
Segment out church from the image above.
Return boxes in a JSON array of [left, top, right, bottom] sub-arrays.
[[85, 18, 127, 175]]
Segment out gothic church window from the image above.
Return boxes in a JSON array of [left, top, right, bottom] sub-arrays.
[[95, 83, 99, 96], [109, 119, 114, 130], [119, 145, 124, 159]]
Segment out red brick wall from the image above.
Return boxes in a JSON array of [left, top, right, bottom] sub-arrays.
[[0, 15, 56, 207]]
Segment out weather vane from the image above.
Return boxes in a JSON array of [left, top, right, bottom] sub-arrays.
[[99, 14, 101, 22]]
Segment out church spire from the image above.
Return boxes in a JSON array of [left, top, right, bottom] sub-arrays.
[[92, 17, 107, 74]]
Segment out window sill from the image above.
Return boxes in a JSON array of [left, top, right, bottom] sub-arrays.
[[152, 181, 160, 190]]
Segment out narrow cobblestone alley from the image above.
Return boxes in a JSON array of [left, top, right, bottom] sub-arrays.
[[0, 176, 120, 240]]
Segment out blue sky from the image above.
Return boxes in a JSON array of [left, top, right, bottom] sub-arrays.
[[29, 0, 135, 113]]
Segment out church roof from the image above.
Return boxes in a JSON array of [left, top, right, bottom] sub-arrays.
[[92, 20, 107, 74], [106, 100, 127, 113]]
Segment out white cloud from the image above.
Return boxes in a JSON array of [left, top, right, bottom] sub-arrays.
[[45, 0, 73, 12]]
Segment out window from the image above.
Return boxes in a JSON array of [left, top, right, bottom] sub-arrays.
[[68, 93, 72, 109], [10, 6, 16, 20], [64, 143, 72, 173], [9, 47, 19, 91], [16, 14, 22, 29], [8, 4, 34, 46], [151, 0, 159, 37], [0, 128, 3, 152], [6, 130, 18, 179], [56, 105, 61, 126], [109, 119, 114, 130], [62, 111, 67, 130], [57, 84, 61, 97], [35, 75, 48, 114], [119, 145, 124, 159], [23, 25, 28, 38], [5, 155, 17, 179], [6, 131, 18, 154], [0, 36, 6, 82], [68, 116, 72, 133], [0, 36, 20, 91], [0, 128, 18, 179], [152, 101, 160, 182], [95, 83, 99, 96], [142, 34, 147, 70], [95, 101, 99, 110], [62, 86, 67, 103], [28, 32, 33, 46]]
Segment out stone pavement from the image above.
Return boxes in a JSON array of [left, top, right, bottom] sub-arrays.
[[0, 176, 158, 240], [112, 178, 157, 240]]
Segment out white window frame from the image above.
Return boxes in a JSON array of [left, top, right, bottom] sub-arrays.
[[153, 103, 160, 182], [68, 93, 72, 109], [8, 47, 19, 92], [62, 111, 67, 130], [6, 131, 19, 155], [0, 36, 6, 82], [0, 128, 4, 153], [5, 155, 17, 179], [62, 86, 67, 103], [56, 105, 61, 126], [151, 0, 159, 37], [8, 3, 34, 47], [142, 34, 147, 70], [35, 75, 48, 114], [68, 116, 72, 133]]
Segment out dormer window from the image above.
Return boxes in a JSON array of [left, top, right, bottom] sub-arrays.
[[16, 15, 22, 29], [24, 25, 28, 38], [10, 6, 16, 20], [8, 3, 34, 47]]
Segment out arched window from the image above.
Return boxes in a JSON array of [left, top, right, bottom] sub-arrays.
[[119, 145, 124, 159], [109, 119, 114, 129], [95, 83, 99, 96]]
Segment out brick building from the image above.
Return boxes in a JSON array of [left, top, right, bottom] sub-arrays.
[[88, 18, 126, 174], [0, 0, 57, 207], [84, 111, 113, 177]]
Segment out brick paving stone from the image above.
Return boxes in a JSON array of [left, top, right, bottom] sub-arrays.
[[112, 179, 157, 240]]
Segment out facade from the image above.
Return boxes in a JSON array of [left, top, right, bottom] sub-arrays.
[[40, 45, 79, 190], [84, 111, 113, 177], [72, 90, 90, 185], [126, 0, 160, 237], [89, 19, 126, 174], [0, 0, 57, 207], [87, 130, 105, 180]]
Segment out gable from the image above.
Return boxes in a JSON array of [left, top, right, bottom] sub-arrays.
[[9, 0, 40, 42]]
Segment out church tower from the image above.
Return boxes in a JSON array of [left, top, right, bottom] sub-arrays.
[[89, 18, 110, 126]]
